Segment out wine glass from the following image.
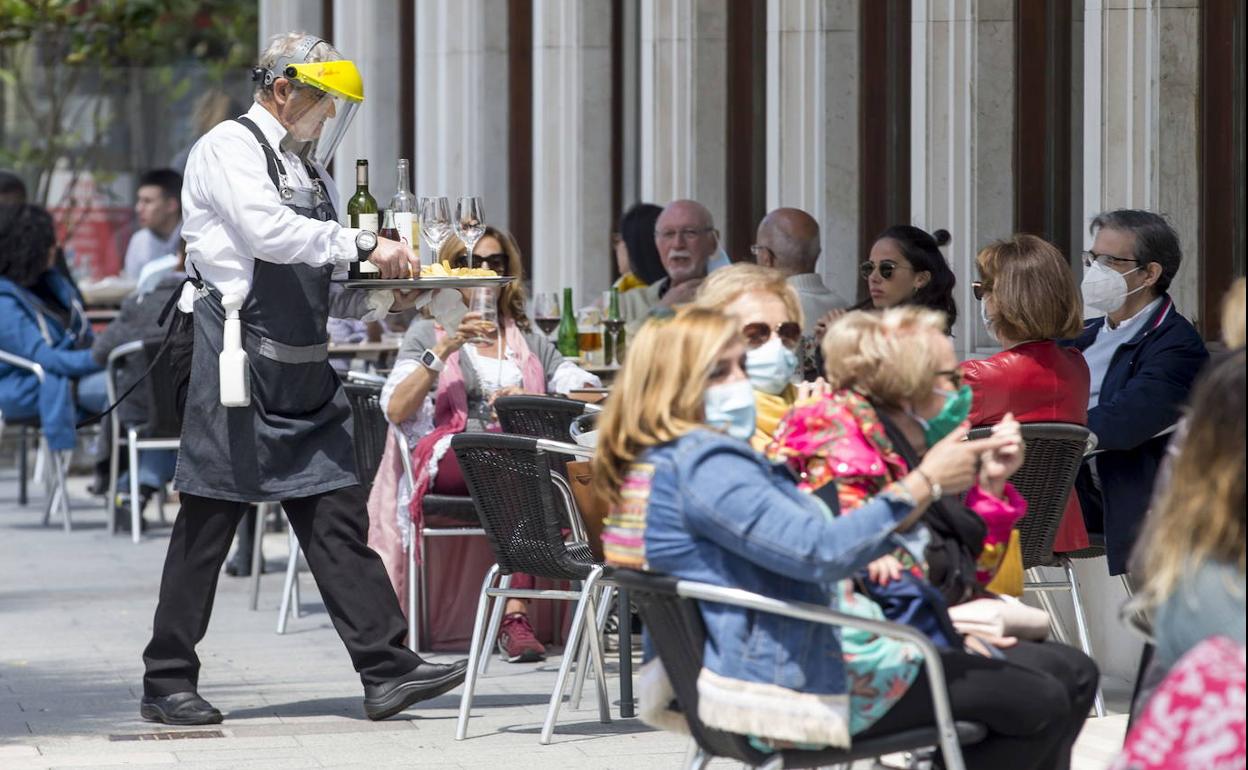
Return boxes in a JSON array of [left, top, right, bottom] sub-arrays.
[[455, 196, 486, 268], [467, 286, 498, 345], [532, 292, 560, 338], [418, 196, 452, 266]]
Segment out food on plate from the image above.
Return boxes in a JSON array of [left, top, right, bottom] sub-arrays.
[[420, 260, 497, 278]]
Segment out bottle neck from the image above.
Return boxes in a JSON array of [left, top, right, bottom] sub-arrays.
[[355, 164, 369, 190], [396, 163, 410, 193]]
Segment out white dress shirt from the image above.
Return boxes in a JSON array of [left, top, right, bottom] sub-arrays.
[[180, 102, 359, 302]]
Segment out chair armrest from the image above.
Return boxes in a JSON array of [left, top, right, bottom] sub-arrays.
[[1083, 423, 1176, 458], [534, 437, 594, 460], [0, 350, 45, 383], [105, 340, 145, 403], [672, 579, 967, 770], [393, 427, 417, 489], [347, 370, 388, 386]]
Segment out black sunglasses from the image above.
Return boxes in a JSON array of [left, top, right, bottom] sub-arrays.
[[859, 260, 912, 281], [742, 321, 803, 350], [971, 280, 992, 301], [451, 251, 508, 274]]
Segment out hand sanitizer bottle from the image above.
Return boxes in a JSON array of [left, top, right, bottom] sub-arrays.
[[219, 294, 250, 407]]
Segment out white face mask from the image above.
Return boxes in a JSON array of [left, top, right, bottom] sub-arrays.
[[979, 300, 997, 343], [1081, 261, 1146, 315], [745, 336, 799, 395]]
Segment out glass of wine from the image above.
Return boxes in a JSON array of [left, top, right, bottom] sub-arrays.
[[455, 196, 486, 268], [467, 286, 498, 345], [418, 196, 452, 266], [533, 292, 560, 338]]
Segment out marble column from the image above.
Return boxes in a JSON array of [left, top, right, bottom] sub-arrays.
[[412, 0, 511, 247], [529, 0, 614, 301], [258, 0, 326, 45], [765, 0, 860, 304], [330, 2, 402, 209], [909, 0, 1015, 357], [638, 0, 728, 226], [1083, 0, 1200, 321]]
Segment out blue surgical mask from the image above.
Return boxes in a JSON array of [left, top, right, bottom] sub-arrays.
[[704, 378, 757, 442], [745, 336, 799, 395]]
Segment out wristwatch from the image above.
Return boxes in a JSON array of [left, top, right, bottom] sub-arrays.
[[419, 348, 445, 373], [355, 229, 378, 260]]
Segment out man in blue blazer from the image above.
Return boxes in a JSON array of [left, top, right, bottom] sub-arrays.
[[1066, 210, 1209, 576]]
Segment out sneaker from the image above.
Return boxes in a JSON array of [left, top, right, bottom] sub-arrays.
[[497, 612, 546, 663]]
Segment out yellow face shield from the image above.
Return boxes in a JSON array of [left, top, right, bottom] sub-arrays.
[[276, 59, 364, 167]]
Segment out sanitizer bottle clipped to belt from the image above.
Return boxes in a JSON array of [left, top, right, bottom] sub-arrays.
[[220, 294, 251, 407]]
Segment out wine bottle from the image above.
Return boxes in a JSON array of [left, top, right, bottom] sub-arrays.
[[556, 287, 580, 358], [390, 159, 416, 249], [347, 160, 379, 276], [604, 287, 625, 365]]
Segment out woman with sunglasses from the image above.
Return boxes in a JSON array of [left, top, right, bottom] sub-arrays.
[[961, 234, 1092, 556], [850, 225, 958, 328], [692, 263, 828, 450], [366, 226, 599, 663]]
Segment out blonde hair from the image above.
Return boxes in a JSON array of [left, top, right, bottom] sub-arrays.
[[822, 307, 948, 408], [438, 226, 531, 332], [1222, 277, 1246, 348], [1133, 349, 1245, 612], [692, 263, 804, 328], [975, 234, 1084, 342], [591, 307, 740, 506]]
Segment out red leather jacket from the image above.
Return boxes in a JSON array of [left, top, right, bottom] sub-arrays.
[[962, 340, 1091, 552]]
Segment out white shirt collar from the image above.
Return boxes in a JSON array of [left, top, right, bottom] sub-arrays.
[[245, 101, 289, 151], [1102, 295, 1164, 333]]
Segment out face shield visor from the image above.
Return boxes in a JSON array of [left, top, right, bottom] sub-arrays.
[[273, 60, 364, 168]]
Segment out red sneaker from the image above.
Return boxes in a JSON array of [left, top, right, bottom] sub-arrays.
[[497, 612, 546, 663]]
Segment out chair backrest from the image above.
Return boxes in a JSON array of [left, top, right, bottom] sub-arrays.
[[494, 394, 587, 443], [569, 410, 598, 438], [610, 568, 770, 765], [451, 431, 595, 580], [967, 422, 1092, 569], [343, 381, 388, 490]]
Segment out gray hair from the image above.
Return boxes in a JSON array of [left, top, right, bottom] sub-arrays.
[[254, 32, 342, 102], [1090, 209, 1182, 294]]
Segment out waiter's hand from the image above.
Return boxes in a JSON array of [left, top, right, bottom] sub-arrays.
[[391, 289, 426, 310], [370, 237, 420, 279]]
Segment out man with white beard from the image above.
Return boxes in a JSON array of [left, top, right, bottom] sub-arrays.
[[619, 198, 718, 332]]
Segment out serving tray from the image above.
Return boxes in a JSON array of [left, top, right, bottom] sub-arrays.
[[332, 276, 514, 290]]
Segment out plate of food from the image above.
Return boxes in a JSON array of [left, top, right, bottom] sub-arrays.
[[333, 261, 515, 290]]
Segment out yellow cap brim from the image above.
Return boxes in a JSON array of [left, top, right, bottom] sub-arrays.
[[286, 60, 364, 103]]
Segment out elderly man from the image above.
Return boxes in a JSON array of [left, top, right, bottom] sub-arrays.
[[138, 32, 464, 728], [619, 199, 718, 330], [751, 207, 848, 335], [1066, 209, 1208, 577]]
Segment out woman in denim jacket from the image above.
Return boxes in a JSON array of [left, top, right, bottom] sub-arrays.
[[596, 308, 1096, 770]]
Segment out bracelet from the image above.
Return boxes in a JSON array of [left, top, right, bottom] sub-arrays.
[[914, 468, 942, 501]]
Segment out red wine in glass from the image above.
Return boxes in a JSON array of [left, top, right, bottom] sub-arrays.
[[535, 317, 560, 335]]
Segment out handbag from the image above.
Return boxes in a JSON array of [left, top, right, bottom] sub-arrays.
[[984, 529, 1025, 597], [565, 459, 607, 561]]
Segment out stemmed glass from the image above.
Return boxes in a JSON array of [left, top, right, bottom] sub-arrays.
[[455, 196, 486, 268], [418, 196, 452, 267], [532, 292, 560, 338]]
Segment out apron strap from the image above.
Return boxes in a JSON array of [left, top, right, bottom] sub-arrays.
[[234, 116, 288, 192]]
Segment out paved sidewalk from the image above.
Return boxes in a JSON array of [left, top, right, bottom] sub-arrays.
[[0, 461, 1126, 769]]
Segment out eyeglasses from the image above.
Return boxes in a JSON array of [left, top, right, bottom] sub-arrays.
[[971, 280, 992, 301], [742, 321, 803, 350], [935, 368, 964, 389], [655, 227, 713, 242], [749, 244, 770, 259], [451, 251, 508, 274], [1082, 250, 1140, 270], [859, 260, 913, 281]]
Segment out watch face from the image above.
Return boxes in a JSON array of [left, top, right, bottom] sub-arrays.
[[355, 229, 378, 252]]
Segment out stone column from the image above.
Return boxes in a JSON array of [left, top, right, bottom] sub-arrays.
[[529, 0, 614, 301], [258, 0, 325, 45], [331, 2, 402, 209], [909, 0, 1015, 357], [1082, 0, 1200, 320], [765, 0, 860, 303], [412, 0, 511, 243], [638, 0, 728, 225]]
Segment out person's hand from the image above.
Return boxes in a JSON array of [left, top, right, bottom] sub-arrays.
[[487, 385, 529, 405], [913, 422, 1017, 497], [795, 377, 831, 403], [964, 630, 1017, 655], [369, 236, 420, 279], [978, 413, 1024, 498], [866, 554, 905, 586], [814, 308, 848, 341], [435, 311, 493, 356], [658, 278, 703, 309]]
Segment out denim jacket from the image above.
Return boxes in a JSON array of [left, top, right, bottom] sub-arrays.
[[608, 429, 923, 747]]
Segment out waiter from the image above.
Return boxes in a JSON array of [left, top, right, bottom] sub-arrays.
[[139, 32, 466, 726]]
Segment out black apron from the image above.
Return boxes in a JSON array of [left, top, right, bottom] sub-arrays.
[[173, 116, 357, 503]]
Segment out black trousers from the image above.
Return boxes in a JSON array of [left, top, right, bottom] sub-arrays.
[[142, 485, 423, 697], [857, 640, 1098, 770]]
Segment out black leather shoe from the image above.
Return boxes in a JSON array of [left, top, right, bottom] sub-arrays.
[[140, 692, 223, 725], [362, 660, 469, 720]]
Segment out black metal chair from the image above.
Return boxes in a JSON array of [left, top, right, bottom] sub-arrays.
[[610, 568, 986, 770], [450, 432, 613, 745], [493, 394, 590, 443], [967, 421, 1103, 716]]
